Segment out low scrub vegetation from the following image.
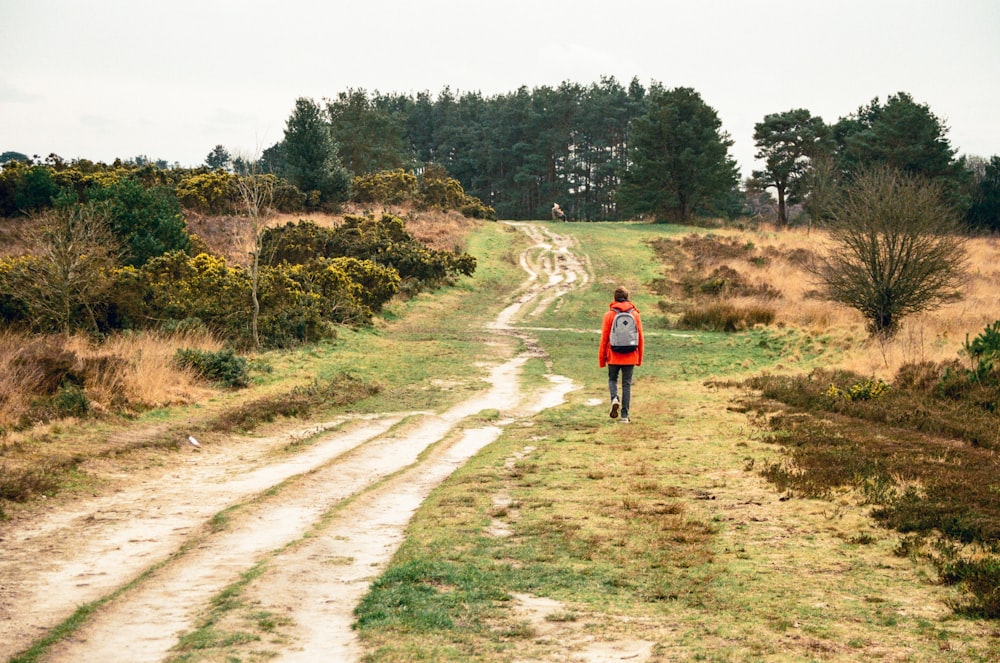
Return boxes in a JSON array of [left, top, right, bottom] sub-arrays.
[[678, 301, 775, 332], [173, 348, 250, 389], [738, 321, 1000, 617], [651, 226, 1000, 621]]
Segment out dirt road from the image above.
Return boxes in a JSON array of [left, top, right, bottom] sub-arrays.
[[0, 223, 586, 662]]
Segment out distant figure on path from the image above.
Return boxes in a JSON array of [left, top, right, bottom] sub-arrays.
[[551, 202, 567, 221]]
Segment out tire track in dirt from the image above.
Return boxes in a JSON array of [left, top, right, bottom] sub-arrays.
[[2, 222, 586, 663], [0, 415, 405, 659]]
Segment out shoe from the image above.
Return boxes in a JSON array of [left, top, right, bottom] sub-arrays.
[[620, 417, 631, 424], [609, 398, 620, 419]]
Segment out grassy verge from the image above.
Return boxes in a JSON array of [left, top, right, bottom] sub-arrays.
[[354, 221, 999, 661]]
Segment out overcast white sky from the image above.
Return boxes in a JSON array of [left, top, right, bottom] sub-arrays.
[[2, 0, 998, 177]]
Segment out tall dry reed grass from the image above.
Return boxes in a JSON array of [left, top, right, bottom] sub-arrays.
[[701, 226, 1000, 378], [0, 329, 221, 431]]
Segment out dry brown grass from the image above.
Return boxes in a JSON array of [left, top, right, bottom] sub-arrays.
[[683, 225, 1000, 377], [0, 329, 220, 431]]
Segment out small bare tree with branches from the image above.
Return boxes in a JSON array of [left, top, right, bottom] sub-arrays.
[[11, 201, 121, 333], [813, 166, 968, 338], [234, 159, 275, 349]]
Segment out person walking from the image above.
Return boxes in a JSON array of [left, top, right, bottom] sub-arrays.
[[598, 286, 644, 423], [551, 202, 567, 221]]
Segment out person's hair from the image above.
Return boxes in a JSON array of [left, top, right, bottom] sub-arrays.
[[614, 286, 629, 302]]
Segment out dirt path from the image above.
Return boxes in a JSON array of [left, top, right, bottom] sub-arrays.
[[0, 223, 586, 662]]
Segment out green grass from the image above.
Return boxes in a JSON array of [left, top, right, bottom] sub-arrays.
[[9, 219, 999, 662], [352, 219, 999, 662], [167, 564, 268, 663]]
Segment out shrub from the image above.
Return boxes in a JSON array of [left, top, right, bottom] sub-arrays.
[[123, 251, 252, 341], [460, 198, 497, 220], [825, 377, 890, 402], [0, 256, 33, 325], [271, 181, 306, 212], [174, 347, 249, 388], [175, 171, 237, 214], [327, 257, 400, 314], [13, 165, 64, 214], [86, 177, 191, 267], [938, 556, 1000, 618], [894, 360, 955, 393], [902, 322, 1000, 410], [415, 165, 496, 220], [678, 302, 775, 332], [256, 261, 352, 347], [811, 166, 967, 337], [964, 320, 1000, 385], [352, 169, 418, 204], [417, 164, 467, 210], [262, 214, 475, 286], [52, 383, 91, 416]]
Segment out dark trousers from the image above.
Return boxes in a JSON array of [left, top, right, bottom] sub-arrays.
[[608, 364, 634, 418]]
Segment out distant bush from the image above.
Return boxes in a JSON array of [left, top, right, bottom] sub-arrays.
[[964, 320, 1000, 385], [175, 171, 238, 214], [115, 251, 251, 341], [825, 377, 890, 402], [86, 177, 191, 267], [417, 164, 467, 210], [110, 250, 392, 348], [174, 348, 249, 388], [14, 165, 64, 214], [261, 214, 476, 287], [256, 259, 361, 347], [678, 302, 775, 332], [326, 256, 401, 314], [417, 164, 496, 220], [348, 166, 495, 220], [352, 169, 418, 204], [52, 383, 91, 416]]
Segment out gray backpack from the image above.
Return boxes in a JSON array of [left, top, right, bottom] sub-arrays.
[[609, 309, 639, 353]]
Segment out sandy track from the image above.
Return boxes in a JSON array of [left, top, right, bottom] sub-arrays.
[[0, 223, 587, 662]]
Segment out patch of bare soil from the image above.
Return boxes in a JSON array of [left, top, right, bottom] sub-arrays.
[[0, 222, 586, 662], [509, 592, 655, 663]]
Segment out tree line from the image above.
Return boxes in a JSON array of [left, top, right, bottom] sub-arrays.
[[250, 81, 996, 229], [2, 78, 998, 229]]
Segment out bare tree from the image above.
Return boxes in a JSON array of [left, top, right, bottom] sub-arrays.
[[12, 202, 121, 333], [234, 160, 275, 349], [813, 166, 967, 337]]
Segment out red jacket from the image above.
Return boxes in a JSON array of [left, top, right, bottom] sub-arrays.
[[599, 300, 644, 368]]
